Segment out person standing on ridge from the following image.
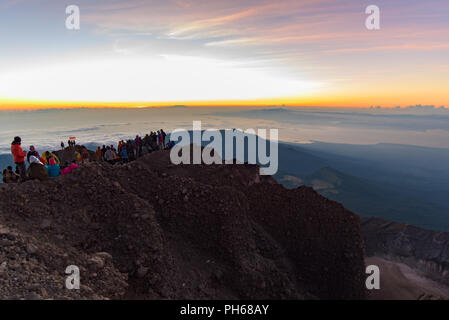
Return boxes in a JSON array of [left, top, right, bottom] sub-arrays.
[[120, 147, 129, 163], [95, 146, 102, 161], [135, 135, 141, 158], [157, 131, 162, 150], [81, 146, 89, 163], [104, 146, 115, 164], [11, 136, 27, 182], [101, 145, 107, 160], [161, 129, 167, 148]]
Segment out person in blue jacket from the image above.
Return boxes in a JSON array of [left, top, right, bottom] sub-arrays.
[[45, 157, 60, 177], [120, 148, 129, 163]]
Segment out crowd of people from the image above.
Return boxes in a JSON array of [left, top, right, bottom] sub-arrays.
[[96, 130, 169, 164], [2, 129, 173, 184], [3, 136, 80, 183]]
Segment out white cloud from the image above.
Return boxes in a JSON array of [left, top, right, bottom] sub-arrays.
[[0, 54, 321, 102]]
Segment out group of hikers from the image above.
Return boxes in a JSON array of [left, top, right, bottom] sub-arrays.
[[2, 129, 172, 184], [96, 130, 169, 164], [3, 136, 79, 183], [66, 139, 76, 148]]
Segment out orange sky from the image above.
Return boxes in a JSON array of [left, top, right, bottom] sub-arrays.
[[0, 0, 448, 109]]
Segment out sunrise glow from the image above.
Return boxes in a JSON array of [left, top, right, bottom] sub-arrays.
[[0, 0, 448, 109]]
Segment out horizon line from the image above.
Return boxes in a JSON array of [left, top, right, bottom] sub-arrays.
[[1, 100, 444, 111]]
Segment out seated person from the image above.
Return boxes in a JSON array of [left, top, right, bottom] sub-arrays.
[[45, 157, 60, 178], [28, 156, 49, 181], [3, 166, 20, 183]]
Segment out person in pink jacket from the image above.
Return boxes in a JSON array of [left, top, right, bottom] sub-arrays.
[[60, 161, 72, 175], [70, 161, 79, 170]]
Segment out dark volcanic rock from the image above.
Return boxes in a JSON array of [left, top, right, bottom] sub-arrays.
[[0, 150, 366, 299], [53, 145, 96, 164]]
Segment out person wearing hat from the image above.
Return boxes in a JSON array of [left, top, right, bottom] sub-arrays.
[[27, 145, 40, 163], [11, 136, 27, 182]]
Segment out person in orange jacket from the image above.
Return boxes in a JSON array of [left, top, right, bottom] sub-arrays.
[[11, 136, 27, 182], [95, 146, 103, 161]]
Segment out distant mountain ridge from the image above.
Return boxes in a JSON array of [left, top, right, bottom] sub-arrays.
[[275, 141, 449, 231], [277, 166, 449, 231]]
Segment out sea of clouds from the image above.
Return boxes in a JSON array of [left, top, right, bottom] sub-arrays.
[[1, 106, 449, 155]]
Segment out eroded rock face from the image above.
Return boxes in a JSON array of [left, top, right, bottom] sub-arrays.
[[0, 150, 366, 300], [362, 217, 449, 285]]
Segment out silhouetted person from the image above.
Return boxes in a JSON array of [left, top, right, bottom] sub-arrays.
[[160, 129, 167, 148]]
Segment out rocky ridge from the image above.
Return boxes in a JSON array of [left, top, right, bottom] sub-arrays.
[[0, 149, 366, 300]]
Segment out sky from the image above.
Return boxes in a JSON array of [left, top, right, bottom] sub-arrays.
[[0, 0, 448, 109]]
